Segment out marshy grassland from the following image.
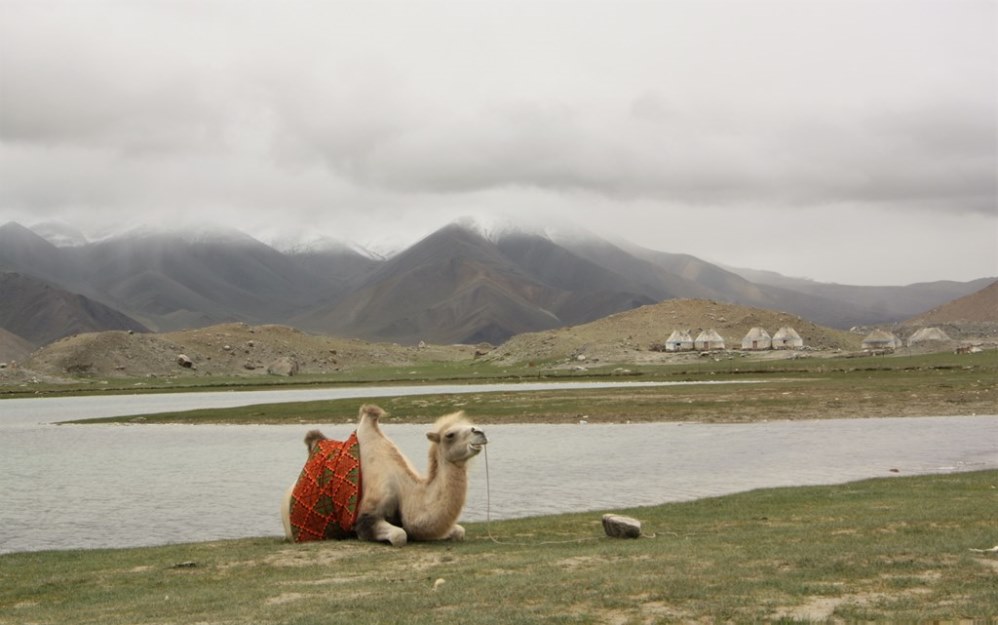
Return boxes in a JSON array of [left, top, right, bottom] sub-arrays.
[[56, 350, 998, 425]]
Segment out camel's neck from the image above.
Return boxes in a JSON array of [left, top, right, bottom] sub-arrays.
[[399, 450, 468, 537], [424, 452, 468, 507]]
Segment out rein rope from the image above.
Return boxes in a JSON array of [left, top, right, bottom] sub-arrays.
[[482, 445, 599, 546]]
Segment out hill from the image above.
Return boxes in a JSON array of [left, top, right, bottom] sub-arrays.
[[19, 322, 478, 380], [899, 281, 998, 344], [15, 300, 862, 380], [906, 280, 998, 324], [483, 299, 862, 366]]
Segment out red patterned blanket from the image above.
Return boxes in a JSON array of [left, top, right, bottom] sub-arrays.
[[288, 431, 363, 541]]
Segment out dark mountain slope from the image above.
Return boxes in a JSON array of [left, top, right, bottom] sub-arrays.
[[294, 225, 573, 343], [0, 326, 36, 363], [0, 272, 148, 346], [728, 265, 995, 323], [0, 222, 72, 285]]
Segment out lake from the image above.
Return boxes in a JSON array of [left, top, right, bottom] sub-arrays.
[[1, 383, 995, 554]]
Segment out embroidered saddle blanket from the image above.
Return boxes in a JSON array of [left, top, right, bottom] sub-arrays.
[[288, 432, 363, 541]]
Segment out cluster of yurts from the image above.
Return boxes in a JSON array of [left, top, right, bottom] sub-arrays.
[[666, 326, 955, 352], [664, 326, 803, 352]]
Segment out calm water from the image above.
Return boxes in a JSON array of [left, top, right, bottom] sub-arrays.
[[1, 385, 996, 554]]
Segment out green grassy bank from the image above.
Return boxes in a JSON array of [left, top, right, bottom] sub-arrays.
[[63, 350, 998, 425], [3, 470, 996, 624]]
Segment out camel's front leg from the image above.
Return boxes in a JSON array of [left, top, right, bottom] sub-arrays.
[[356, 513, 407, 547], [443, 524, 465, 541]]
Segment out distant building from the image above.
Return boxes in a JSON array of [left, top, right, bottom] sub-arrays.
[[665, 329, 694, 352], [694, 328, 725, 351], [862, 329, 903, 351], [907, 327, 952, 347], [740, 327, 772, 350], [772, 326, 804, 350]]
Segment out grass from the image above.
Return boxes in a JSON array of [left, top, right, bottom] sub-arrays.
[[61, 350, 998, 425], [2, 470, 996, 624]]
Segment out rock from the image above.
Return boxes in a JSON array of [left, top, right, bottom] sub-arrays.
[[267, 356, 300, 376], [176, 354, 194, 368], [602, 514, 642, 539]]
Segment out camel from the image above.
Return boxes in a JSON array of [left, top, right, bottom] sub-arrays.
[[281, 404, 487, 547]]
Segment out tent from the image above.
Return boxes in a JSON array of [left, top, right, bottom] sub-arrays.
[[772, 326, 804, 349], [694, 328, 725, 351], [740, 327, 772, 350], [862, 329, 902, 350], [907, 327, 952, 347], [665, 329, 694, 352]]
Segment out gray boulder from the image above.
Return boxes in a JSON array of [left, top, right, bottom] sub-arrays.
[[602, 514, 642, 539], [267, 356, 300, 376]]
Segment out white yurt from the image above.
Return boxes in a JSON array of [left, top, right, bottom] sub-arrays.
[[740, 327, 772, 350], [694, 329, 726, 351], [665, 329, 694, 352], [862, 329, 903, 350], [772, 326, 804, 349], [907, 327, 952, 347]]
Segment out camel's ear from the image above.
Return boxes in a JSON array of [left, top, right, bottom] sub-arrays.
[[426, 431, 441, 443]]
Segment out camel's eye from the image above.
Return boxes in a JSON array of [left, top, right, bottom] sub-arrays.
[[445, 432, 456, 440]]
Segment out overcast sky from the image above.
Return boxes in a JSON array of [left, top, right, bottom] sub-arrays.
[[1, 0, 995, 286]]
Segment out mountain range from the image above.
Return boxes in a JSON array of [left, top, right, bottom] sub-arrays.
[[0, 220, 993, 351]]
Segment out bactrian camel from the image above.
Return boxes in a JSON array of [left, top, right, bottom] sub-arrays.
[[281, 404, 487, 547]]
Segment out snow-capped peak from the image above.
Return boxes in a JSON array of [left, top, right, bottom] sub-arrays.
[[29, 221, 89, 247]]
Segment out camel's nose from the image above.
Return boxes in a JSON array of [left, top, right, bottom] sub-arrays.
[[471, 427, 487, 443]]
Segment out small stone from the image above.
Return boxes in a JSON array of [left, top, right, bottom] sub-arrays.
[[602, 514, 641, 539]]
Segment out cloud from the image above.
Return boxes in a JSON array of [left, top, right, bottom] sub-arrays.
[[0, 0, 994, 284]]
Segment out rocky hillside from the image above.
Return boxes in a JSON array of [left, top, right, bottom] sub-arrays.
[[8, 300, 865, 382], [17, 323, 479, 380], [484, 299, 862, 366]]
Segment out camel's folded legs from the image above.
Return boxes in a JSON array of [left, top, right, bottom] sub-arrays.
[[356, 513, 408, 547]]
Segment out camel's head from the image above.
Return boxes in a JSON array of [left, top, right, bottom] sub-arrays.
[[426, 411, 487, 464]]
